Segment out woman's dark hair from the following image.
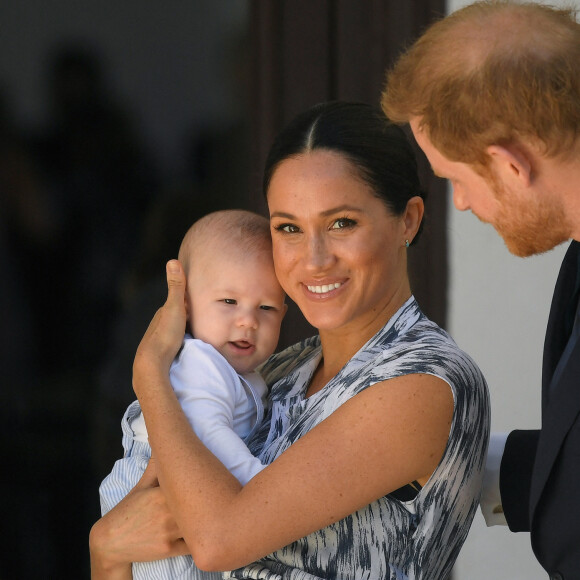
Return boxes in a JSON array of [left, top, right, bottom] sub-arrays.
[[263, 101, 425, 244]]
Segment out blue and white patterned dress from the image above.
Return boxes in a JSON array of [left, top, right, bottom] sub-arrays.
[[224, 297, 490, 580]]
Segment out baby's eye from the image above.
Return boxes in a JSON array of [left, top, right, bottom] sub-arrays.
[[222, 298, 237, 305], [331, 217, 356, 230], [260, 305, 276, 311], [274, 223, 300, 234]]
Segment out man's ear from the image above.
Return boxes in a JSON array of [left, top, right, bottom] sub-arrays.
[[487, 144, 533, 187]]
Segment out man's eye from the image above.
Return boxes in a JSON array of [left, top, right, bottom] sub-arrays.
[[331, 217, 356, 230], [222, 299, 237, 305]]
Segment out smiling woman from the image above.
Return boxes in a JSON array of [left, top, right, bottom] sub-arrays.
[[267, 150, 419, 351], [90, 102, 490, 580]]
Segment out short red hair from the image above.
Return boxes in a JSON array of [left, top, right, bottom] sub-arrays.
[[382, 1, 580, 167]]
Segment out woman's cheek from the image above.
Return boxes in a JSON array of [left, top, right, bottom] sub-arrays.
[[273, 246, 295, 286]]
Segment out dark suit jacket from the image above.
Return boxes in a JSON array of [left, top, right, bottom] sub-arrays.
[[500, 240, 580, 579]]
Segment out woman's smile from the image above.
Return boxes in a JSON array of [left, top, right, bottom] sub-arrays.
[[268, 149, 411, 337], [305, 281, 344, 295]]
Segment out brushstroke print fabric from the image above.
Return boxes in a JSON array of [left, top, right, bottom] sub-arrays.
[[225, 297, 490, 580]]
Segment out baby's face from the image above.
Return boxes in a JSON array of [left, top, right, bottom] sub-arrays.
[[186, 249, 286, 374]]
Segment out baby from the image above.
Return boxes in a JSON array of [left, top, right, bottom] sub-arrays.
[[99, 209, 287, 579]]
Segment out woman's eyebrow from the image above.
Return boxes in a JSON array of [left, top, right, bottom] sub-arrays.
[[319, 204, 361, 217], [269, 211, 295, 219], [270, 205, 361, 220]]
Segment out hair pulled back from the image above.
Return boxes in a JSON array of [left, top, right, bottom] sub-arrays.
[[263, 101, 425, 244]]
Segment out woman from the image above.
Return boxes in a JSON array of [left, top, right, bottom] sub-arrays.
[[90, 102, 489, 579]]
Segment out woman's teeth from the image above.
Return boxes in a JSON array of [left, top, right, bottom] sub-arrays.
[[307, 282, 342, 294]]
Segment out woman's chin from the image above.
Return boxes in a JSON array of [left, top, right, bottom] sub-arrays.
[[300, 309, 348, 332]]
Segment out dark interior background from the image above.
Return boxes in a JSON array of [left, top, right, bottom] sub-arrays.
[[0, 1, 446, 577]]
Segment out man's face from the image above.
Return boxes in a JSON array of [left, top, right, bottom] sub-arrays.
[[410, 117, 569, 257]]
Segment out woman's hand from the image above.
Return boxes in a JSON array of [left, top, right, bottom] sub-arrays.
[[90, 458, 190, 578], [133, 260, 187, 399]]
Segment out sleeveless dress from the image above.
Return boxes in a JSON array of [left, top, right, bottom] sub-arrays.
[[224, 297, 490, 580]]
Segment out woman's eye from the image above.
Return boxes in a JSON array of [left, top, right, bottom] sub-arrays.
[[275, 223, 300, 233], [331, 217, 356, 230]]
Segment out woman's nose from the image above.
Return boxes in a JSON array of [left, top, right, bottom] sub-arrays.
[[304, 235, 334, 270]]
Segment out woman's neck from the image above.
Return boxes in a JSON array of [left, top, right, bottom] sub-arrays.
[[307, 291, 412, 397]]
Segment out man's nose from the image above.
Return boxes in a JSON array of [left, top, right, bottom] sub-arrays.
[[452, 187, 470, 211]]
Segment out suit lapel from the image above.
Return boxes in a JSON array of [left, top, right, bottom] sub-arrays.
[[541, 241, 580, 408], [530, 241, 580, 519], [530, 340, 580, 518]]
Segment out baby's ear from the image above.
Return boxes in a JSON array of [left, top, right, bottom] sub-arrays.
[[184, 293, 192, 334]]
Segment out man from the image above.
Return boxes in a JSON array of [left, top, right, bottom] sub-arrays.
[[382, 1, 580, 578]]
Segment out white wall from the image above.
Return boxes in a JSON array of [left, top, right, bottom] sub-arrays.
[[446, 1, 577, 578]]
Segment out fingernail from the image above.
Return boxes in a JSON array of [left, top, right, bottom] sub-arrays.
[[167, 260, 180, 274]]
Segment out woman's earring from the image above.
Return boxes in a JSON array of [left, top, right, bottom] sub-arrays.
[[405, 239, 410, 248]]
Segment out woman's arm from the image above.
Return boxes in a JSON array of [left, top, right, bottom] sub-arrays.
[[89, 261, 193, 577], [89, 458, 190, 578], [133, 263, 454, 573]]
